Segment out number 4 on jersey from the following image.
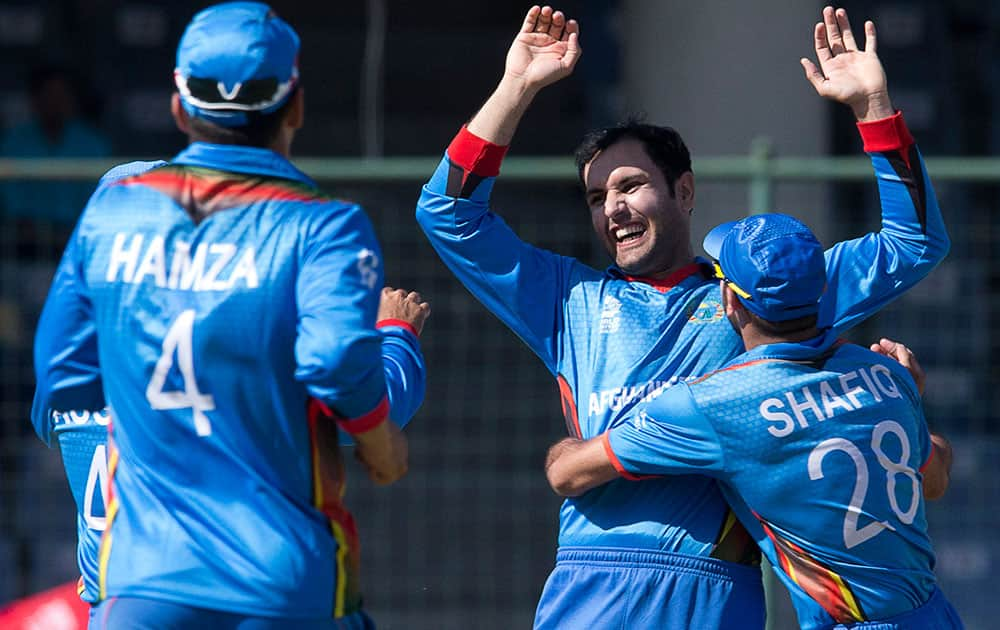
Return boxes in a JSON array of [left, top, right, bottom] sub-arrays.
[[145, 309, 215, 436], [84, 444, 108, 530]]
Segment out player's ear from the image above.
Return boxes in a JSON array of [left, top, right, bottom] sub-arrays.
[[721, 282, 736, 315], [285, 88, 304, 131], [674, 171, 695, 211], [722, 284, 749, 323], [170, 93, 190, 135]]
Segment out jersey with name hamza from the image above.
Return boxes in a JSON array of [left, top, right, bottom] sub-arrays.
[[608, 334, 938, 628], [31, 145, 409, 617], [416, 122, 948, 555]]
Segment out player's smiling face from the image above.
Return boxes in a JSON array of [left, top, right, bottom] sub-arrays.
[[583, 138, 694, 279]]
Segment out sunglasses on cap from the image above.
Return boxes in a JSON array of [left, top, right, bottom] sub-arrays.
[[711, 260, 752, 301]]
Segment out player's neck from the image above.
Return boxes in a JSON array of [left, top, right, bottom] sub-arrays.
[[742, 325, 822, 352], [644, 255, 697, 281]]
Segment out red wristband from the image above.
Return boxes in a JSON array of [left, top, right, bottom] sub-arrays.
[[856, 111, 914, 153], [336, 396, 389, 435], [446, 125, 509, 177], [377, 319, 419, 338]]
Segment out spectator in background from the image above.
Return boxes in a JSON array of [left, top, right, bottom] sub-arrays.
[[0, 64, 111, 237]]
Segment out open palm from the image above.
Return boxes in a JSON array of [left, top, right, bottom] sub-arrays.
[[505, 6, 581, 90], [801, 7, 891, 119]]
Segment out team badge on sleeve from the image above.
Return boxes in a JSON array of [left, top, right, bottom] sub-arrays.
[[357, 249, 379, 289]]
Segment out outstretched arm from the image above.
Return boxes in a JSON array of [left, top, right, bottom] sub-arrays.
[[467, 5, 581, 145], [416, 6, 594, 372], [802, 7, 949, 332]]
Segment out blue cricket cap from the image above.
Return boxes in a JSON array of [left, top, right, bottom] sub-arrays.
[[174, 2, 299, 128], [703, 213, 826, 322]]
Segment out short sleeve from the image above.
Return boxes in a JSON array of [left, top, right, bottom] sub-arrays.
[[606, 384, 726, 478]]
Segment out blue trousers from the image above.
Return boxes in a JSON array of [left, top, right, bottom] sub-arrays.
[[89, 596, 374, 630], [832, 587, 963, 630], [534, 546, 766, 629]]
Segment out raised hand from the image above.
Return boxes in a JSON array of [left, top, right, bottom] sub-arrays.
[[801, 6, 893, 121], [870, 337, 925, 395], [504, 5, 582, 92], [378, 287, 431, 336]]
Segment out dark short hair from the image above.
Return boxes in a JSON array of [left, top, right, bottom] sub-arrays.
[[573, 116, 692, 196], [185, 87, 297, 148]]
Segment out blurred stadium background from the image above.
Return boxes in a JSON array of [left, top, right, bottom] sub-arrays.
[[0, 1, 993, 628]]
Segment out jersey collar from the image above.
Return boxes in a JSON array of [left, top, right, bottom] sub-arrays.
[[734, 328, 841, 366], [612, 258, 714, 293], [172, 142, 315, 186]]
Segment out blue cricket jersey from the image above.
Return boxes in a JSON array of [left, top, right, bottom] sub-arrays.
[[607, 332, 953, 628], [31, 146, 425, 617], [416, 113, 948, 559]]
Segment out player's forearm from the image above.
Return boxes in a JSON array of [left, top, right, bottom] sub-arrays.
[[857, 112, 948, 265], [353, 418, 409, 485], [378, 327, 426, 429], [466, 75, 540, 146], [818, 115, 949, 333], [922, 433, 952, 500], [416, 173, 570, 372], [546, 436, 618, 497]]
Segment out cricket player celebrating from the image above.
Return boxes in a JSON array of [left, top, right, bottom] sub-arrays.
[[31, 2, 426, 627], [546, 213, 963, 629], [416, 5, 950, 628]]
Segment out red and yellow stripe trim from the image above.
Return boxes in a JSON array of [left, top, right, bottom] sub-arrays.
[[556, 375, 582, 438], [307, 399, 361, 617], [759, 517, 865, 623], [97, 443, 121, 600]]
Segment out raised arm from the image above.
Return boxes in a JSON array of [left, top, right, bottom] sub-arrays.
[[468, 5, 581, 145], [802, 7, 949, 332], [801, 7, 893, 123], [416, 6, 590, 371]]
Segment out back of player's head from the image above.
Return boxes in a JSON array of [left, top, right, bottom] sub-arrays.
[[703, 213, 826, 324], [574, 116, 692, 196], [174, 2, 300, 146]]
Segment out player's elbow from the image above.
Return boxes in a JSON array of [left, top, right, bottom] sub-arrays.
[[546, 461, 586, 497], [922, 472, 949, 501], [299, 333, 386, 415]]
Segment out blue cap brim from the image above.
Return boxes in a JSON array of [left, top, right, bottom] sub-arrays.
[[702, 221, 737, 260]]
